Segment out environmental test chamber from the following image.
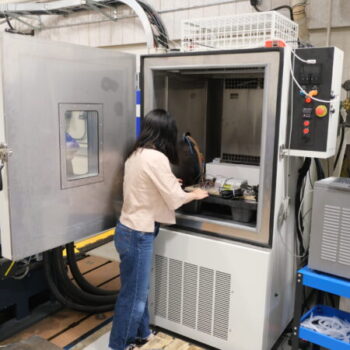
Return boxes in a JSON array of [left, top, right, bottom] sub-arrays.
[[0, 33, 343, 350]]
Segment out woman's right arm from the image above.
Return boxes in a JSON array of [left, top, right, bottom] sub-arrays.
[[143, 152, 208, 210]]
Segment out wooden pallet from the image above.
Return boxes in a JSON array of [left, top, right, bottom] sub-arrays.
[[0, 255, 120, 349], [70, 322, 206, 350], [139, 332, 204, 350]]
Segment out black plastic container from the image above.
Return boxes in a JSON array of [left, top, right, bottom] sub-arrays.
[[179, 195, 257, 223]]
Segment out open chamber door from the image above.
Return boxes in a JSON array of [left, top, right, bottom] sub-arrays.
[[0, 34, 136, 260]]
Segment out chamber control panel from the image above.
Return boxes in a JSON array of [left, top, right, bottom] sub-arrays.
[[288, 47, 343, 158]]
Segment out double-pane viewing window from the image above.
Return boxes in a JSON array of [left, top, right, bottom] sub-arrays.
[[59, 104, 103, 189]]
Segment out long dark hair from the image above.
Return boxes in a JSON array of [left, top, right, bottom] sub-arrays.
[[127, 109, 178, 164]]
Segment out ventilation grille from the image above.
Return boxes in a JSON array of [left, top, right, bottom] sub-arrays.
[[154, 255, 168, 318], [168, 259, 182, 323], [320, 205, 350, 266], [154, 255, 232, 341], [321, 205, 340, 262], [339, 208, 350, 266], [214, 271, 231, 340], [182, 263, 198, 329], [222, 153, 260, 166], [225, 78, 264, 89]]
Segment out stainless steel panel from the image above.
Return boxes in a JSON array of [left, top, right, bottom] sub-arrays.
[[309, 177, 350, 279], [142, 51, 281, 245], [221, 87, 263, 159], [0, 33, 135, 260], [167, 76, 208, 152]]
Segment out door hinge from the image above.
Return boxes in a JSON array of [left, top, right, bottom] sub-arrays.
[[279, 144, 287, 160], [0, 143, 13, 163]]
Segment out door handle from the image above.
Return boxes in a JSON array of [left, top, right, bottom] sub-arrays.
[[0, 143, 12, 191]]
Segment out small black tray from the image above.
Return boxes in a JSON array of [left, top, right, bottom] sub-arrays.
[[180, 195, 257, 223]]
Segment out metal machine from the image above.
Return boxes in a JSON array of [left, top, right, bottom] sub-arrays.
[[142, 48, 343, 350], [309, 177, 350, 280], [0, 33, 344, 349]]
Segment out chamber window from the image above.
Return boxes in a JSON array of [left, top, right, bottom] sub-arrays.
[[65, 110, 99, 179], [59, 104, 103, 189]]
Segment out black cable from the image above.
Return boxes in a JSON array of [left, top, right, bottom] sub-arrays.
[[43, 250, 116, 313], [295, 158, 311, 256], [4, 14, 34, 36], [333, 116, 346, 171], [66, 243, 117, 296], [314, 158, 325, 180], [5, 15, 14, 31], [252, 3, 294, 21], [51, 247, 117, 305]]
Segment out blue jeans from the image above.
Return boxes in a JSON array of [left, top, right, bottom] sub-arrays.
[[109, 222, 159, 350]]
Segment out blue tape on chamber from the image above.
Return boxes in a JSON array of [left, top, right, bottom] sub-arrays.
[[136, 90, 141, 105], [136, 116, 141, 137]]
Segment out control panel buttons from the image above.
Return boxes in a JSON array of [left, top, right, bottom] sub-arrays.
[[303, 107, 313, 113], [304, 120, 310, 127], [305, 97, 312, 104], [309, 90, 319, 97], [303, 128, 310, 135], [315, 105, 328, 117]]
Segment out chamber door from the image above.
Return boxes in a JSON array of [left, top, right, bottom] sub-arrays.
[[0, 34, 135, 260]]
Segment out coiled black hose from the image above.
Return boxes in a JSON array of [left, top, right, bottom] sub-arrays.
[[66, 242, 117, 296], [51, 248, 117, 305], [43, 249, 117, 313]]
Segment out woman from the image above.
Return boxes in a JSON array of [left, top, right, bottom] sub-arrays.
[[109, 109, 208, 350]]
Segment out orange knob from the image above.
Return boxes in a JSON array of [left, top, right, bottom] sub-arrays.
[[309, 90, 319, 97], [315, 105, 328, 118]]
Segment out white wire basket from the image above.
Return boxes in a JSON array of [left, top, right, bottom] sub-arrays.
[[181, 11, 299, 52]]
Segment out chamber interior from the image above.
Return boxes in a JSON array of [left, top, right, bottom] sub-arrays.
[[153, 67, 265, 227]]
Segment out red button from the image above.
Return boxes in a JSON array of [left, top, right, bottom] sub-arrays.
[[303, 128, 310, 135], [305, 97, 312, 104], [315, 105, 328, 117], [304, 121, 310, 127]]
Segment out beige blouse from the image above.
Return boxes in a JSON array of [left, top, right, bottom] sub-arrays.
[[119, 148, 192, 232]]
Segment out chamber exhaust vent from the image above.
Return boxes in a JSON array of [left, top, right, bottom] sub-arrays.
[[222, 153, 260, 166], [154, 255, 231, 341], [225, 78, 264, 89]]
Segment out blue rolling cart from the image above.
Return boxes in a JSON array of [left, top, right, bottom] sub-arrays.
[[292, 266, 350, 350]]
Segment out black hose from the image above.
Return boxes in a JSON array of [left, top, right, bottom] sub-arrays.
[[66, 243, 118, 296], [333, 125, 345, 171], [334, 117, 346, 171], [273, 5, 294, 21], [43, 250, 116, 313], [314, 158, 325, 180], [252, 3, 294, 21], [295, 158, 311, 256], [51, 247, 117, 305], [5, 15, 14, 31]]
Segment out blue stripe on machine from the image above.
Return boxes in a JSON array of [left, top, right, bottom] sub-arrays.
[[136, 116, 141, 137], [136, 90, 141, 105]]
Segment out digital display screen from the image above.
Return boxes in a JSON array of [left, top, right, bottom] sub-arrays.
[[299, 63, 322, 84]]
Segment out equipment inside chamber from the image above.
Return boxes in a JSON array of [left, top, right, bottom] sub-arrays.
[[152, 67, 265, 227]]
